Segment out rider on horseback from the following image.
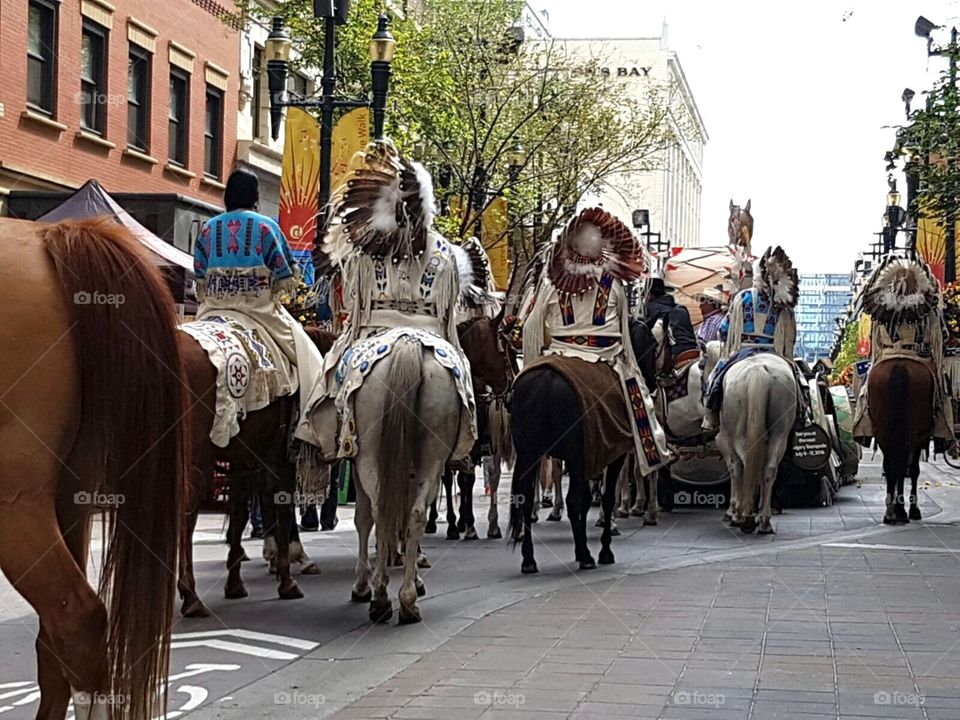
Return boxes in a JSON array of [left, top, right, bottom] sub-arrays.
[[305, 140, 486, 464], [644, 277, 698, 360], [852, 256, 955, 453], [192, 169, 325, 452], [702, 246, 806, 433], [522, 208, 673, 476]]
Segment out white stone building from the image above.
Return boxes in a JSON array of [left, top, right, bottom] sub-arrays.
[[557, 33, 708, 249]]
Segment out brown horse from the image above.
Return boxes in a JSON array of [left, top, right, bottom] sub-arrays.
[[728, 199, 754, 253], [0, 218, 184, 719], [177, 322, 335, 618], [868, 359, 934, 524]]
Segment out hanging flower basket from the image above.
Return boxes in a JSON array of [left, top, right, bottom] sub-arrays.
[[942, 282, 960, 349]]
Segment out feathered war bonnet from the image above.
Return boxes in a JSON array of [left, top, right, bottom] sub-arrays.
[[755, 245, 800, 310], [451, 236, 498, 310], [547, 208, 646, 294], [860, 255, 940, 324], [321, 139, 438, 265]]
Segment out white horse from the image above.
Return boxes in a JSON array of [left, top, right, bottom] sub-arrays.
[[651, 318, 707, 440], [704, 347, 796, 534], [348, 339, 463, 623]]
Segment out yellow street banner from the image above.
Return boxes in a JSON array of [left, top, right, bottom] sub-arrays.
[[279, 108, 320, 257], [857, 314, 871, 358], [331, 108, 370, 191], [483, 197, 510, 291]]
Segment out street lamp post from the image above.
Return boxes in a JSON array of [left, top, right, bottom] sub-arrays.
[[915, 15, 959, 281], [882, 178, 906, 254], [265, 10, 396, 268], [632, 208, 666, 254], [506, 143, 526, 275]]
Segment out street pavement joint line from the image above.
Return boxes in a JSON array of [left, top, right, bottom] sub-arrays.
[[172, 628, 319, 651], [822, 542, 960, 554], [746, 584, 775, 720], [823, 565, 842, 719]]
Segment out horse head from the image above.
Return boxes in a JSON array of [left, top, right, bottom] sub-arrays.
[[458, 305, 514, 397], [728, 199, 754, 253]]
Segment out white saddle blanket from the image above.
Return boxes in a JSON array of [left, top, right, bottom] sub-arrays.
[[181, 314, 297, 447], [332, 326, 476, 460]]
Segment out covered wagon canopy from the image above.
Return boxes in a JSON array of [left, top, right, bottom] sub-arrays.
[[37, 179, 196, 307], [660, 246, 754, 325]]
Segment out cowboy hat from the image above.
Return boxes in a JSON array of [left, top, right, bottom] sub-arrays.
[[648, 277, 676, 294], [695, 284, 726, 305]]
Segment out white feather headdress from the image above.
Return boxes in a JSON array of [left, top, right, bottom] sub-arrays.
[[861, 255, 939, 323], [755, 246, 799, 309], [548, 208, 645, 294]]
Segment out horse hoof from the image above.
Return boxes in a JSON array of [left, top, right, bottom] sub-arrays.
[[424, 521, 437, 534], [547, 513, 562, 522], [278, 580, 304, 600], [391, 552, 404, 567], [301, 562, 322, 575], [595, 517, 604, 528], [417, 554, 431, 569], [446, 527, 460, 540], [611, 526, 621, 537], [643, 517, 658, 527], [541, 496, 553, 508], [416, 580, 426, 597], [579, 558, 598, 570], [630, 507, 645, 517], [225, 583, 248, 600], [370, 600, 392, 624], [240, 550, 251, 562], [615, 508, 629, 519], [521, 560, 539, 574], [883, 514, 897, 525], [351, 588, 372, 603], [598, 551, 615, 565], [463, 526, 478, 540], [758, 524, 775, 535], [268, 563, 277, 575], [531, 512, 540, 523], [398, 603, 422, 624], [487, 525, 502, 539], [910, 507, 922, 521], [740, 517, 757, 534], [181, 599, 210, 618]]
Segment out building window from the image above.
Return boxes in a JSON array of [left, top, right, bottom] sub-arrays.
[[252, 45, 263, 140], [127, 46, 151, 150], [27, 0, 58, 114], [80, 21, 107, 132], [168, 70, 189, 165], [204, 85, 223, 179]]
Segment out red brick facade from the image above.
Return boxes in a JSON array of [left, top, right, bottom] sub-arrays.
[[0, 0, 240, 208]]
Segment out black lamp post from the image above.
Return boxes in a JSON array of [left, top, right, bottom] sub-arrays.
[[265, 9, 395, 267], [915, 14, 959, 281], [882, 177, 906, 253], [505, 143, 526, 274]]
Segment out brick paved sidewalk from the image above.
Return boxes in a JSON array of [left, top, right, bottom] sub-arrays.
[[333, 522, 960, 720]]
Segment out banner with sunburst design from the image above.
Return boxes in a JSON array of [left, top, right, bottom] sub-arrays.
[[279, 108, 321, 284], [917, 216, 947, 285]]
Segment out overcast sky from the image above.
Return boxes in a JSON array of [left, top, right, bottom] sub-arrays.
[[537, 0, 960, 272]]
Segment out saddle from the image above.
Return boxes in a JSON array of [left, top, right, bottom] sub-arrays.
[[180, 314, 290, 447]]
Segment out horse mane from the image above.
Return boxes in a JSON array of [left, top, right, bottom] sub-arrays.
[[303, 324, 337, 355]]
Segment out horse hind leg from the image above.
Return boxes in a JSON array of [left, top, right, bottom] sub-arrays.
[[615, 458, 631, 518], [599, 458, 624, 565], [486, 452, 503, 538], [458, 470, 478, 540], [224, 475, 251, 599], [442, 469, 459, 540], [909, 450, 923, 521], [351, 480, 374, 603]]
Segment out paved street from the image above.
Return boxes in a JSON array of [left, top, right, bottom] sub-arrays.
[[2, 458, 960, 719]]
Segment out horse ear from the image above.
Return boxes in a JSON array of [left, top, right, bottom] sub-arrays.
[[729, 199, 735, 213], [745, 199, 751, 213]]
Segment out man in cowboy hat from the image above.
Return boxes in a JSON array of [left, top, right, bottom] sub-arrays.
[[644, 277, 698, 359], [696, 285, 727, 346]]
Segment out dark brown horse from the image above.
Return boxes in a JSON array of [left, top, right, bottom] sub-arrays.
[[177, 323, 336, 617], [728, 199, 754, 253], [869, 359, 933, 524], [0, 218, 184, 720]]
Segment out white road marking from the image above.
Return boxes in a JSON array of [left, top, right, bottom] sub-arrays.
[[167, 664, 241, 682], [823, 542, 960, 554], [0, 684, 31, 691], [172, 629, 318, 651], [171, 639, 298, 660], [164, 686, 208, 719], [0, 685, 38, 701]]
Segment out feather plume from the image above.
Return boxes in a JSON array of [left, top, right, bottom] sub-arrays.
[[548, 208, 645, 294], [861, 255, 939, 324], [452, 236, 496, 308], [755, 245, 799, 309], [321, 139, 438, 262]]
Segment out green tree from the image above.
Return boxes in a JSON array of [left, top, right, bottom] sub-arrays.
[[240, 0, 685, 276]]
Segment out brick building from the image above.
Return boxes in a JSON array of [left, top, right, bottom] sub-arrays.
[[0, 0, 241, 251]]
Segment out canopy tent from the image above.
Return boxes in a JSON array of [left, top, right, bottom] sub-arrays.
[[38, 179, 196, 308], [661, 246, 753, 325]]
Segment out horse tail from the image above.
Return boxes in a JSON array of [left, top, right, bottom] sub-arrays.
[[887, 364, 911, 455], [40, 218, 185, 720], [489, 399, 515, 469], [741, 365, 770, 507], [377, 339, 424, 562]]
